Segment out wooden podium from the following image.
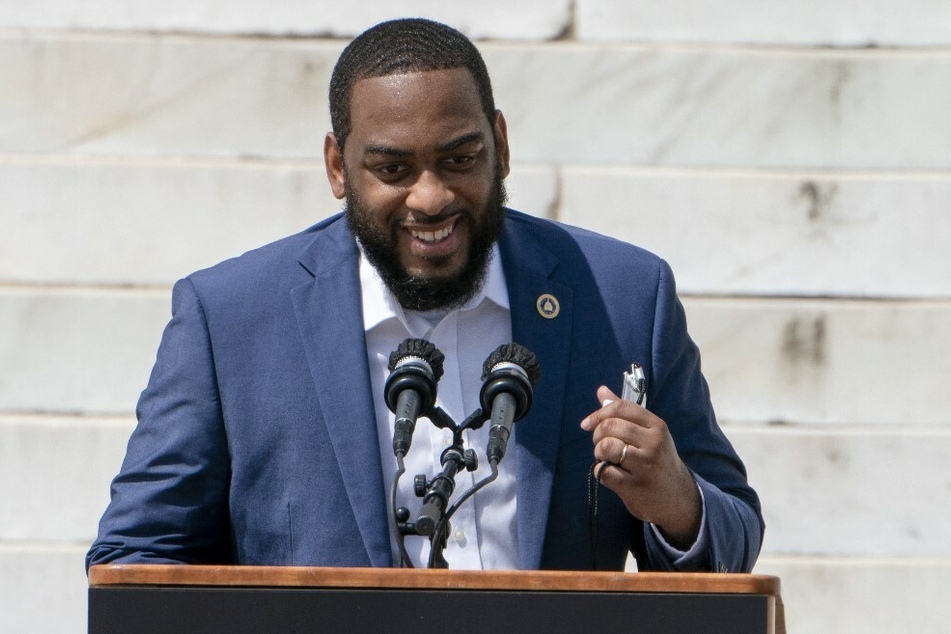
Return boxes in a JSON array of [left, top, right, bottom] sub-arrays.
[[89, 565, 784, 634]]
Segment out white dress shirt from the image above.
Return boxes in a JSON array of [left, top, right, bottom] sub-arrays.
[[361, 244, 518, 569]]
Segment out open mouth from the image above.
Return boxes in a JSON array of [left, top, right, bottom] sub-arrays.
[[404, 216, 459, 244]]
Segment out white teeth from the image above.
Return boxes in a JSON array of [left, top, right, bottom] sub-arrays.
[[409, 223, 454, 243]]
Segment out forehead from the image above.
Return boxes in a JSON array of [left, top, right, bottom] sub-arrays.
[[347, 67, 490, 150]]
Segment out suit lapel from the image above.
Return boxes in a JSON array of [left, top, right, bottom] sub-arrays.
[[500, 218, 573, 570], [291, 218, 392, 567]]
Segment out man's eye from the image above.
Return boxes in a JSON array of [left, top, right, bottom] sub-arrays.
[[377, 164, 407, 177], [445, 155, 475, 168]]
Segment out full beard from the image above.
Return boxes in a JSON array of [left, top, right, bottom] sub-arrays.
[[345, 167, 507, 312]]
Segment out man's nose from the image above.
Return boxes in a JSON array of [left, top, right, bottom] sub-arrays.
[[406, 169, 454, 216]]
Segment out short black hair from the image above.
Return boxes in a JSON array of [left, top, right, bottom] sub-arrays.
[[329, 18, 497, 151]]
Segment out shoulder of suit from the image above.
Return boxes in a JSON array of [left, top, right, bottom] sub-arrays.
[[186, 212, 350, 290], [503, 208, 666, 273]]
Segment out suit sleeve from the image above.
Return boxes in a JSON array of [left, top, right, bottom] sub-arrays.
[[86, 278, 232, 569], [639, 261, 764, 573]]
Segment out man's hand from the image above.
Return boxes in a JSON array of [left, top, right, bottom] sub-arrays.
[[581, 385, 702, 550]]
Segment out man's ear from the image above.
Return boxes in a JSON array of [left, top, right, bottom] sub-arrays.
[[324, 133, 346, 200], [493, 110, 511, 180]]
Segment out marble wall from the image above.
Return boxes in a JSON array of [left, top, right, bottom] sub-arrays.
[[1, 2, 949, 631]]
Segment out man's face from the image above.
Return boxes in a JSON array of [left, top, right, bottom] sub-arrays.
[[324, 67, 510, 311]]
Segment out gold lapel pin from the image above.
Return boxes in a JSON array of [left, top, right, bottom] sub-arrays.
[[536, 293, 560, 319]]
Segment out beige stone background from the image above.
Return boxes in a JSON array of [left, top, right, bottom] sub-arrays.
[[1, 1, 950, 631]]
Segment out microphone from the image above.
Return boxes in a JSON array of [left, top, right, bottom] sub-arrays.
[[479, 343, 541, 465], [385, 338, 445, 458]]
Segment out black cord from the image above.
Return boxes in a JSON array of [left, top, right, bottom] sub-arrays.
[[587, 376, 647, 570], [426, 461, 500, 569], [392, 453, 414, 568], [587, 460, 610, 570]]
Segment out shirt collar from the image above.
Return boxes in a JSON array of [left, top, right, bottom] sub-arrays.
[[359, 242, 509, 335]]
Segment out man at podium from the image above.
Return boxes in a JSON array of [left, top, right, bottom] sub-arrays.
[[87, 18, 763, 574]]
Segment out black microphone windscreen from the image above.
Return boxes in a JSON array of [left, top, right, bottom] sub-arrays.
[[388, 338, 446, 382], [481, 342, 541, 386]]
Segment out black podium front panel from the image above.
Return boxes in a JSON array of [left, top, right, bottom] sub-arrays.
[[89, 585, 769, 634]]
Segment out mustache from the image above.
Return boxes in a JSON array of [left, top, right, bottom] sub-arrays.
[[397, 210, 466, 227]]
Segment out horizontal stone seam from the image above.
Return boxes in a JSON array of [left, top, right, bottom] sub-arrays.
[[4, 27, 951, 56]]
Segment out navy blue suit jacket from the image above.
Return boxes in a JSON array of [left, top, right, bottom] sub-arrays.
[[87, 210, 763, 572]]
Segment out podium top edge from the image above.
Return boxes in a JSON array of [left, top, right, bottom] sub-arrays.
[[89, 565, 781, 596]]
